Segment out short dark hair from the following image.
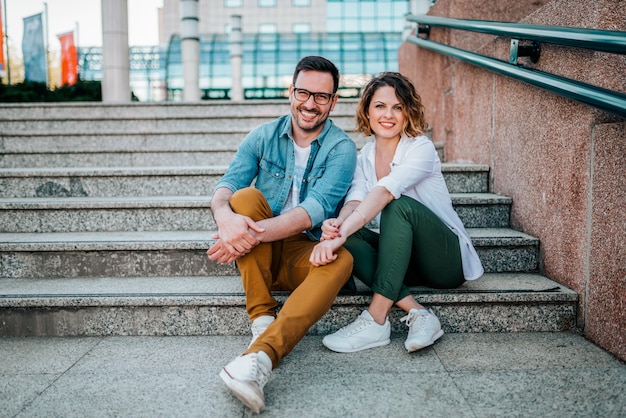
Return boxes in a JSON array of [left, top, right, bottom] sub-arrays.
[[293, 56, 340, 93]]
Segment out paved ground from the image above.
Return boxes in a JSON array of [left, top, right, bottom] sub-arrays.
[[1, 332, 624, 417]]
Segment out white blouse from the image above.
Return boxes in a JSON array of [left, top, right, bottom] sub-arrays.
[[345, 135, 484, 281]]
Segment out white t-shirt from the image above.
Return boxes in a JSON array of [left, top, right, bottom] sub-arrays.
[[281, 141, 311, 214], [346, 135, 484, 281]]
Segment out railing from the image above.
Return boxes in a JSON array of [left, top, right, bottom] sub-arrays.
[[405, 15, 626, 119], [166, 87, 363, 101]]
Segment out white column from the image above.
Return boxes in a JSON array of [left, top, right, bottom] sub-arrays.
[[229, 15, 243, 101], [180, 0, 200, 102], [411, 0, 431, 14], [101, 0, 130, 102]]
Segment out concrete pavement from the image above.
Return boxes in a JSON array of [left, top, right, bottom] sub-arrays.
[[1, 332, 624, 417]]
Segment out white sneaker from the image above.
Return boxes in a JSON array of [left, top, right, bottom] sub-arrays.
[[322, 310, 390, 353], [219, 351, 272, 414], [249, 315, 275, 348], [401, 308, 444, 353]]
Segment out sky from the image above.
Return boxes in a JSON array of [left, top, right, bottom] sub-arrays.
[[2, 0, 163, 53]]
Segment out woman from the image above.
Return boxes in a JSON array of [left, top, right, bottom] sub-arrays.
[[309, 72, 483, 353]]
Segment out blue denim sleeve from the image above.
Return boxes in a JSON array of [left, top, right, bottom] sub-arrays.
[[213, 129, 260, 195], [300, 137, 357, 229]]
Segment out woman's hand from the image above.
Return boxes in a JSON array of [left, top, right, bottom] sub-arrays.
[[320, 218, 342, 241], [309, 235, 346, 266]]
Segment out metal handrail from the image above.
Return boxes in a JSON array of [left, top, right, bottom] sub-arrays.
[[405, 15, 626, 119], [407, 15, 626, 55]]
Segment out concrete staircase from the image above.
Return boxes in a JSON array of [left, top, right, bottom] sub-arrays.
[[0, 100, 577, 336]]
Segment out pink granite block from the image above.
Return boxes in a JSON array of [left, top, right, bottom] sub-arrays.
[[399, 41, 451, 150], [492, 77, 592, 291], [586, 122, 626, 361], [447, 59, 494, 164], [398, 0, 626, 361], [521, 0, 626, 97]]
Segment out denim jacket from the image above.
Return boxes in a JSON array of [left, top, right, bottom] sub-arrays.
[[214, 114, 357, 240]]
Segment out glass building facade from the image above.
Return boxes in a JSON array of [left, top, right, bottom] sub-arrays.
[[78, 0, 411, 101], [326, 0, 410, 33]]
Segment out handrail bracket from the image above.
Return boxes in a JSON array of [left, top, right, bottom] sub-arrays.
[[417, 24, 431, 38], [405, 14, 626, 118], [510, 39, 541, 65]]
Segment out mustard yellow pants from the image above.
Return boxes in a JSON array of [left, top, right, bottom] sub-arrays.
[[232, 188, 353, 368]]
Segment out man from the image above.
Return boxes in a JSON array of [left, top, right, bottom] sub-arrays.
[[207, 56, 357, 413]]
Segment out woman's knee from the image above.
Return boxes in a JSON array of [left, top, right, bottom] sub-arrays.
[[380, 196, 437, 230], [386, 195, 424, 213], [381, 196, 413, 221]]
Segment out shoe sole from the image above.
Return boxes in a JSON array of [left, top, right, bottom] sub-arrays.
[[323, 338, 391, 353], [219, 368, 264, 413], [405, 329, 444, 353]]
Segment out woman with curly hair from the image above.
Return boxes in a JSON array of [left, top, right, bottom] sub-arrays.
[[310, 72, 483, 353]]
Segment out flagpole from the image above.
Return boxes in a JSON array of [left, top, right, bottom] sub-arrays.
[[3, 0, 10, 84], [43, 2, 50, 87], [75, 21, 80, 81]]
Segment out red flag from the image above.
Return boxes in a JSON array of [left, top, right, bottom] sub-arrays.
[[57, 31, 78, 85], [0, 3, 6, 77]]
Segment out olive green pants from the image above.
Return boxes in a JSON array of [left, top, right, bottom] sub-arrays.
[[345, 196, 465, 302]]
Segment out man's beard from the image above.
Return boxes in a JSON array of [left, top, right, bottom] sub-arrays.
[[295, 105, 327, 132]]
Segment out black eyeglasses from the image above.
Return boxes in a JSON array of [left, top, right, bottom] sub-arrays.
[[292, 86, 335, 105]]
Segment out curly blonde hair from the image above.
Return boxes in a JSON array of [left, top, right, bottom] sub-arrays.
[[355, 72, 428, 138]]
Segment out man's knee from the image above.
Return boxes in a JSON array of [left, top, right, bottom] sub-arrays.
[[230, 187, 262, 212], [333, 247, 354, 279], [230, 188, 271, 219]]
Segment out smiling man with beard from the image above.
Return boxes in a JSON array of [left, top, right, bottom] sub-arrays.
[[207, 56, 357, 413]]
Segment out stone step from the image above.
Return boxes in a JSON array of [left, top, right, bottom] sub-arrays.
[[0, 133, 245, 169], [0, 228, 538, 279], [0, 101, 446, 169], [0, 132, 369, 168], [0, 166, 225, 198], [0, 273, 578, 336], [450, 193, 511, 228], [0, 116, 357, 136], [0, 196, 213, 233], [0, 163, 489, 198], [0, 103, 357, 134], [1, 138, 444, 170], [0, 100, 360, 121], [0, 150, 233, 169], [0, 193, 510, 233]]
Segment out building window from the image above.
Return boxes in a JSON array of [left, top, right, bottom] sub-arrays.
[[292, 23, 311, 33], [326, 0, 410, 33], [292, 0, 310, 6], [258, 0, 277, 7], [258, 23, 277, 33], [224, 0, 242, 7]]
